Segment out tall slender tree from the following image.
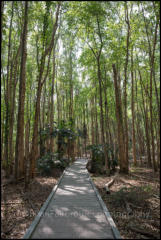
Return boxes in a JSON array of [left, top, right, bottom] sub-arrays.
[[15, 1, 28, 179]]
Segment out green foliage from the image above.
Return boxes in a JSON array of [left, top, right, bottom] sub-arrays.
[[87, 144, 105, 173], [39, 120, 85, 143], [37, 152, 55, 176], [87, 144, 118, 173], [1, 1, 160, 177], [107, 146, 118, 171], [57, 127, 76, 140], [39, 127, 51, 141], [37, 152, 70, 176], [39, 120, 85, 160], [76, 128, 85, 138]]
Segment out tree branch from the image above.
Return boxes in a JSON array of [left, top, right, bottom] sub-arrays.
[[42, 2, 61, 59], [96, 14, 103, 57]]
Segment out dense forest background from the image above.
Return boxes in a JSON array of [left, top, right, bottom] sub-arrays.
[[1, 1, 160, 183]]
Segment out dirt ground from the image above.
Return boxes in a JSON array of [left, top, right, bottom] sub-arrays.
[[91, 167, 160, 239], [1, 168, 63, 239]]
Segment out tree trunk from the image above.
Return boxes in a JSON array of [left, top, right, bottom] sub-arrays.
[[95, 89, 99, 145], [142, 4, 159, 171], [69, 49, 75, 161], [103, 68, 109, 147], [97, 58, 109, 173], [4, 1, 14, 177], [139, 69, 152, 168], [50, 44, 56, 152], [8, 40, 22, 175], [24, 119, 30, 190], [112, 64, 128, 174], [29, 2, 61, 178], [124, 1, 130, 170], [30, 81, 43, 178], [131, 47, 137, 166], [1, 1, 4, 39], [149, 22, 158, 172], [91, 97, 95, 145], [15, 1, 28, 180], [83, 104, 87, 157]]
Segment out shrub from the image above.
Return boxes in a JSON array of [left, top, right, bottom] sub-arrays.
[[37, 152, 55, 176], [87, 144, 118, 173], [87, 144, 104, 173], [37, 152, 71, 176]]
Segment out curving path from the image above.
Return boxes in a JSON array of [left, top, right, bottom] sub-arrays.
[[24, 158, 121, 239]]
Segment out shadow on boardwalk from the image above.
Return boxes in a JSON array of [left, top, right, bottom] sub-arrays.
[[24, 158, 121, 239]]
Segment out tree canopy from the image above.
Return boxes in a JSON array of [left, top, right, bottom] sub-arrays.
[[1, 1, 160, 181]]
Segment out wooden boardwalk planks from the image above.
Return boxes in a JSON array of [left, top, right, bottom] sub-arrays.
[[23, 158, 121, 239]]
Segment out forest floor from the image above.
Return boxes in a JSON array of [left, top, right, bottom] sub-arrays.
[[1, 165, 160, 239], [91, 166, 160, 239], [1, 168, 63, 239]]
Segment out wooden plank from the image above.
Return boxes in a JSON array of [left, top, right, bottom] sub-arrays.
[[23, 158, 121, 239], [89, 174, 122, 239], [23, 167, 68, 239]]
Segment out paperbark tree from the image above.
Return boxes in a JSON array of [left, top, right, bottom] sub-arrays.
[[112, 64, 128, 174], [15, 1, 28, 180], [87, 14, 109, 174], [4, 1, 14, 177], [123, 1, 130, 169], [131, 47, 137, 166], [29, 2, 61, 178]]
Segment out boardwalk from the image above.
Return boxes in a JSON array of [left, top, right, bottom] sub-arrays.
[[24, 158, 121, 239]]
